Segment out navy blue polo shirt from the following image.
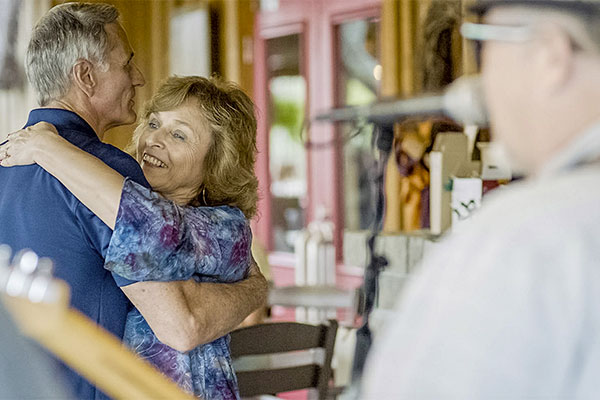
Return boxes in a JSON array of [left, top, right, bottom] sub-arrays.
[[0, 109, 149, 400]]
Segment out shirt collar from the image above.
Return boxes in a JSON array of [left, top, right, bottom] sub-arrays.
[[26, 108, 98, 141], [538, 121, 600, 177]]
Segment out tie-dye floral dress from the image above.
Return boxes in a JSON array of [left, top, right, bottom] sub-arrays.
[[104, 178, 251, 400]]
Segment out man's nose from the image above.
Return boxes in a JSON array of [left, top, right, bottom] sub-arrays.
[[132, 62, 145, 87]]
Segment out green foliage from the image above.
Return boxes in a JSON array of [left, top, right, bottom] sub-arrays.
[[271, 97, 304, 142]]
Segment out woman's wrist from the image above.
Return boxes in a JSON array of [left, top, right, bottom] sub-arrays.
[[33, 131, 66, 167]]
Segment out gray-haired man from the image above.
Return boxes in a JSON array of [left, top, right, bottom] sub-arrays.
[[364, 0, 600, 398], [0, 3, 266, 399]]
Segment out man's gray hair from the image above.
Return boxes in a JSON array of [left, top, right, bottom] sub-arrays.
[[25, 2, 119, 106]]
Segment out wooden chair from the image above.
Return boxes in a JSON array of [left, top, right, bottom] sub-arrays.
[[230, 319, 338, 399]]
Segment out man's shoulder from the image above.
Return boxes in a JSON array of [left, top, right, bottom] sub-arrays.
[[62, 128, 148, 187], [25, 108, 148, 187], [91, 141, 140, 174], [96, 144, 149, 188]]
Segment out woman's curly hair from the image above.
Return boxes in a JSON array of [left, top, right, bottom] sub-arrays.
[[130, 75, 258, 218]]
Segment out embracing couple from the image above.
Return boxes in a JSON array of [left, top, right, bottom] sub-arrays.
[[0, 3, 267, 400]]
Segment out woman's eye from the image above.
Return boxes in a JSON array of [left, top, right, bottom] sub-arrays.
[[172, 131, 186, 140], [148, 120, 159, 129]]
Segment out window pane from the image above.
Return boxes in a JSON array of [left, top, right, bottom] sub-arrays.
[[337, 18, 381, 231], [267, 34, 307, 252], [170, 5, 210, 77]]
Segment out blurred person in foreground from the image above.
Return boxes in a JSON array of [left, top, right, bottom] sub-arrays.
[[0, 303, 71, 398], [363, 0, 600, 398], [0, 3, 266, 399]]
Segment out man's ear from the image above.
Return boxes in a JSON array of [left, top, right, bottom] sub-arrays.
[[535, 23, 574, 94], [71, 59, 97, 98]]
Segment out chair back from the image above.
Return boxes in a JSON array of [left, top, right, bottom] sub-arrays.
[[230, 319, 338, 399]]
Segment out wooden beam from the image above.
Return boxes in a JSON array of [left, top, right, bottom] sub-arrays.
[[219, 0, 256, 95]]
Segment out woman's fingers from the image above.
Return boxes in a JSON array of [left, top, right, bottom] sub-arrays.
[[0, 123, 59, 167], [0, 141, 12, 166], [0, 129, 36, 167]]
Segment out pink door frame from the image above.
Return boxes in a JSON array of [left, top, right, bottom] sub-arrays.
[[253, 0, 381, 289]]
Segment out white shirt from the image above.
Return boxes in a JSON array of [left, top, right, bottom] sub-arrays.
[[363, 123, 600, 399]]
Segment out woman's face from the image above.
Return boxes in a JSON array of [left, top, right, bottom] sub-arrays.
[[136, 99, 212, 204]]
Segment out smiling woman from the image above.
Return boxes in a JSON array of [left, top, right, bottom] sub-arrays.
[[130, 76, 259, 217], [0, 75, 260, 400], [136, 99, 211, 206]]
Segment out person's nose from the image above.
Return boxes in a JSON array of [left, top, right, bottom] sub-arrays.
[[132, 62, 145, 87], [145, 127, 166, 148]]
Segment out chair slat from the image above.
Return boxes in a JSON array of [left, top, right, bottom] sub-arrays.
[[230, 322, 327, 356], [233, 348, 325, 372], [236, 365, 320, 397]]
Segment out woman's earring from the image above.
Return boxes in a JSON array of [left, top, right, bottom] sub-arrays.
[[201, 186, 208, 206]]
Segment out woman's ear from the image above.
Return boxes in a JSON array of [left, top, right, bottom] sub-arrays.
[[71, 59, 96, 98]]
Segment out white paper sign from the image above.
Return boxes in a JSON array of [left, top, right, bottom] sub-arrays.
[[451, 177, 482, 230]]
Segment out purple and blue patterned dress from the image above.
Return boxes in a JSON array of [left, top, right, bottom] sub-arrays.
[[105, 179, 251, 399]]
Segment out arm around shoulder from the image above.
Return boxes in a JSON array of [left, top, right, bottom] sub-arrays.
[[181, 258, 269, 345], [121, 255, 268, 352]]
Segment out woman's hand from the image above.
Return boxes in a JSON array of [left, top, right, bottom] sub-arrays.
[[0, 122, 60, 167]]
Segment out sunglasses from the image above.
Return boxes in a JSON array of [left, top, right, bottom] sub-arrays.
[[461, 22, 533, 43], [461, 21, 588, 67], [461, 22, 533, 66]]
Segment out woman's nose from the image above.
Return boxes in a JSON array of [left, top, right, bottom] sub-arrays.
[[145, 128, 165, 148]]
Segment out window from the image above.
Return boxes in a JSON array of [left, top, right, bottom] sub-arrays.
[[336, 18, 381, 231], [266, 34, 307, 252]]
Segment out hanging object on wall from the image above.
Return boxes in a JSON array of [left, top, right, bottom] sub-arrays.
[[420, 0, 462, 91], [0, 0, 23, 90]]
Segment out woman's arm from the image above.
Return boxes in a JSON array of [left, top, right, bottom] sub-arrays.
[[105, 181, 261, 351], [0, 122, 122, 228], [124, 261, 268, 351]]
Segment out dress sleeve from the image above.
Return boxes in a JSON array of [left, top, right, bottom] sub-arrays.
[[105, 178, 251, 285]]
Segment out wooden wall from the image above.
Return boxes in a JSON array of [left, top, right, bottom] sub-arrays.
[[219, 0, 255, 96]]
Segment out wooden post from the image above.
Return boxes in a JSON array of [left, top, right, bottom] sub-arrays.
[[219, 0, 256, 95], [382, 0, 419, 233]]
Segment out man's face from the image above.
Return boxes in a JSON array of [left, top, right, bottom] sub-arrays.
[[480, 7, 536, 172], [92, 23, 145, 134]]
